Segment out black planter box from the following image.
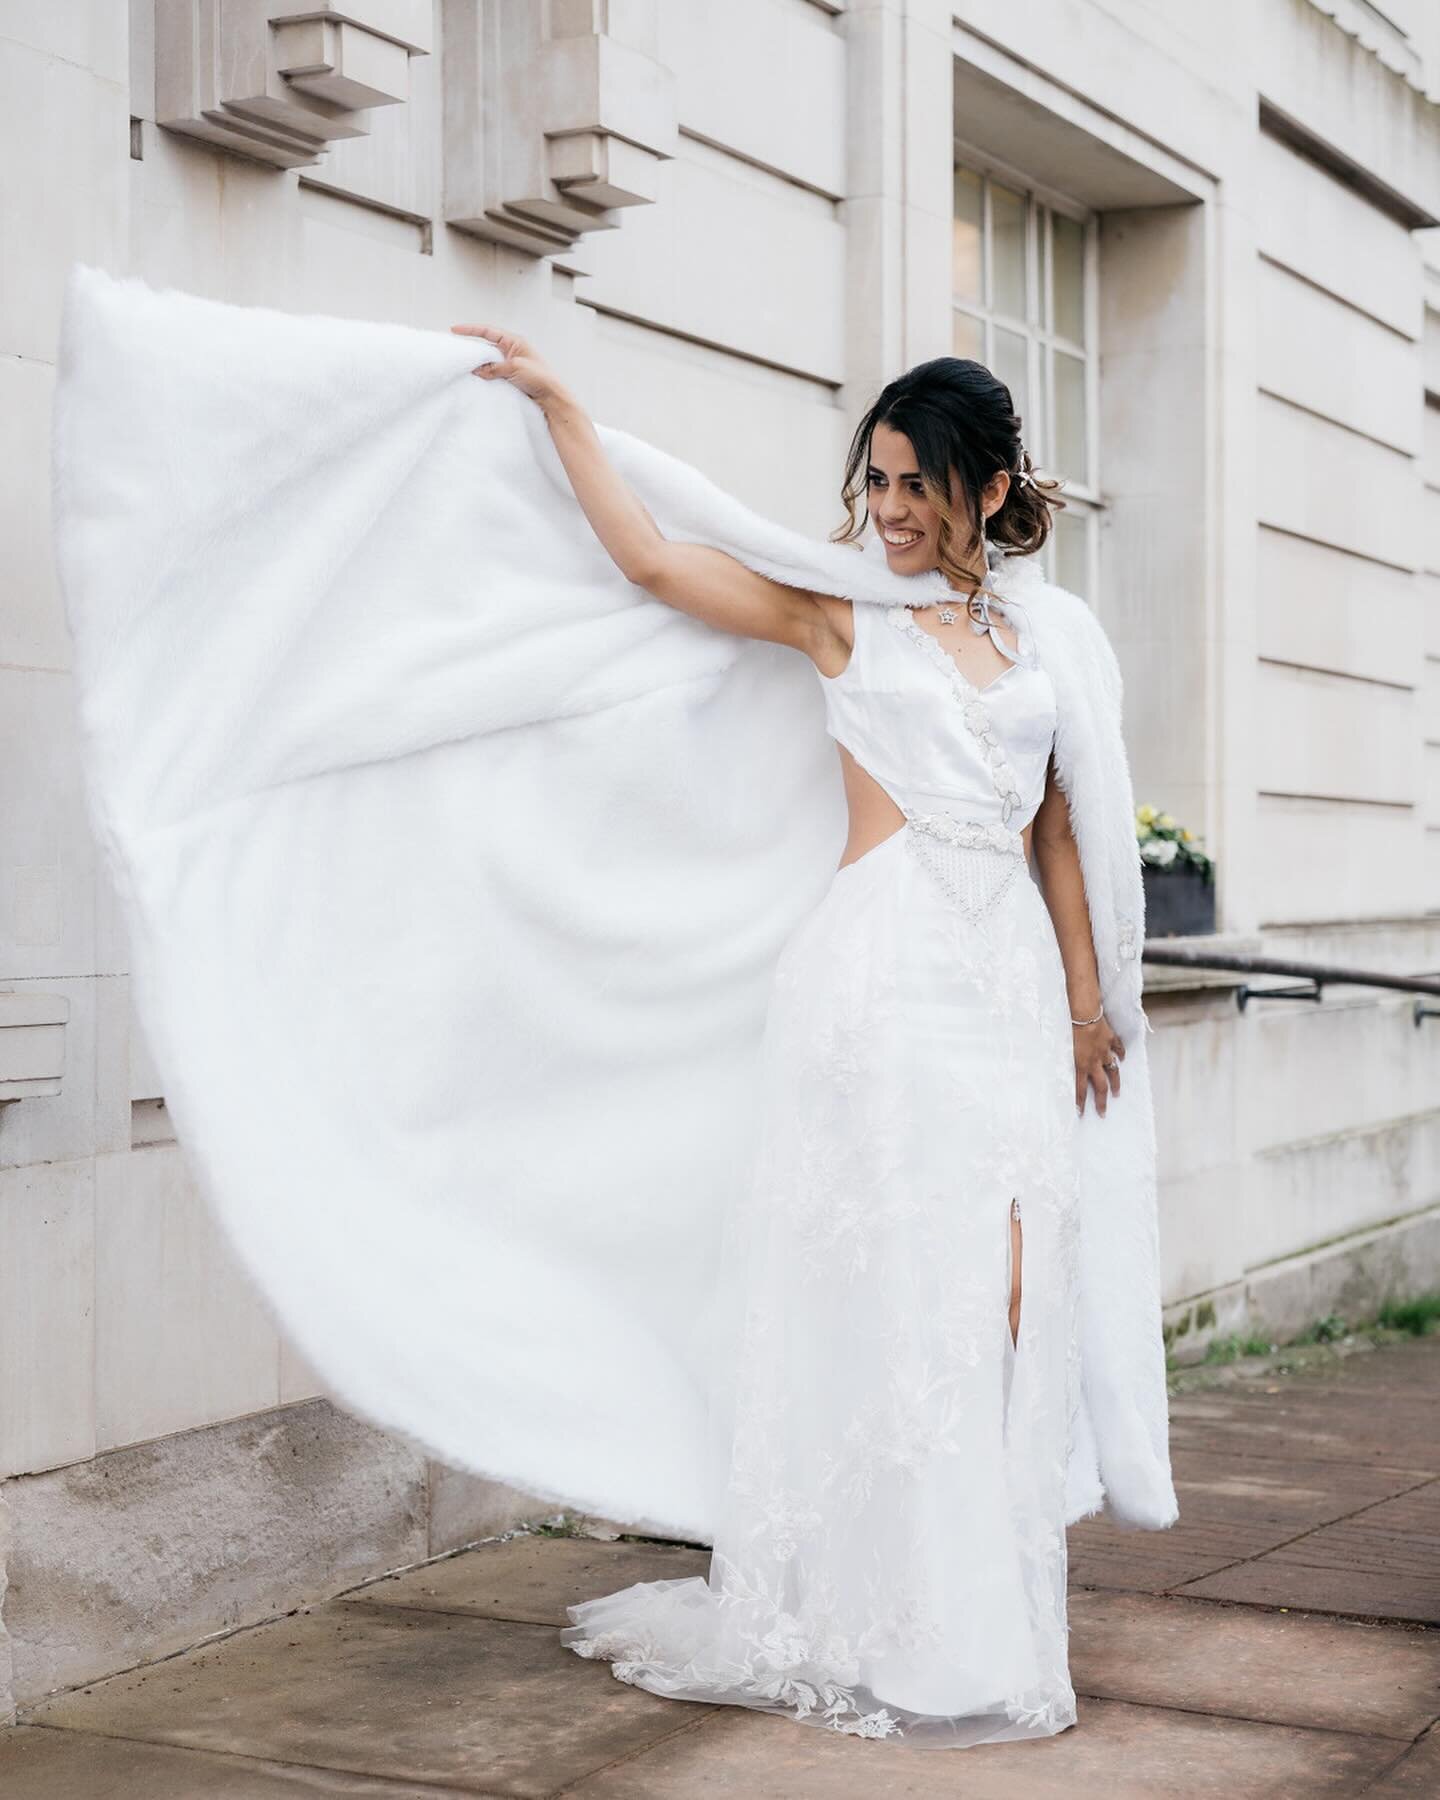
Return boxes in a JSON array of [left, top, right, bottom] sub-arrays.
[[1143, 863, 1216, 938]]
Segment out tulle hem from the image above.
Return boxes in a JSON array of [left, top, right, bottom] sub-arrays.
[[557, 827, 1083, 1752], [559, 1573, 1078, 1750]]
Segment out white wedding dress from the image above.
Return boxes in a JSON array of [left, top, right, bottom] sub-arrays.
[[563, 589, 1082, 1745], [54, 274, 1176, 1734]]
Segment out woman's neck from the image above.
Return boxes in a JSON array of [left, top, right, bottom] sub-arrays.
[[944, 559, 987, 595]]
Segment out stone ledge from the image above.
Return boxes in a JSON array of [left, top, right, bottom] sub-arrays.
[[0, 1400, 548, 1714], [0, 990, 68, 1103], [1165, 1202, 1440, 1361], [155, 0, 432, 170], [1142, 933, 1264, 995]]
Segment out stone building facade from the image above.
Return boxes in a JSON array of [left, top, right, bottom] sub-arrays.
[[2, 0, 1438, 1715]]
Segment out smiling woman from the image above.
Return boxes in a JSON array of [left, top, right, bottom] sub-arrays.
[[835, 355, 1066, 591], [52, 268, 1173, 1762], [445, 323, 1171, 1743]]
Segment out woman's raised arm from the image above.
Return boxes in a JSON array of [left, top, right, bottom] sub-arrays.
[[452, 324, 838, 659]]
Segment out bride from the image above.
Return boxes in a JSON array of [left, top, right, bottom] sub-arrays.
[[53, 266, 1175, 1759], [456, 326, 1136, 1746]]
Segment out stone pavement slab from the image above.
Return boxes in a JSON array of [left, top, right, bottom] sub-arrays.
[[1368, 1723, 1440, 1795], [6, 1335, 1439, 1798], [350, 1534, 708, 1628], [0, 1725, 445, 1796], [27, 1602, 693, 1796], [1167, 1392, 1439, 1472], [1068, 1589, 1440, 1738], [1177, 1476, 1440, 1624], [1286, 1338, 1440, 1397], [560, 1697, 1400, 1799], [1163, 1342, 1440, 1476], [1070, 1448, 1431, 1593]]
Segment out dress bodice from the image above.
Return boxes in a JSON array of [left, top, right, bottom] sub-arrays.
[[816, 594, 1058, 837]]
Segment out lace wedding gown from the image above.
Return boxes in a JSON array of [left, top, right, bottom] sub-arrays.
[[54, 275, 1174, 1722], [563, 590, 1082, 1746]]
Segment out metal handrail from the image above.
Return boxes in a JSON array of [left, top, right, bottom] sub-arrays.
[[1142, 944, 1440, 1022]]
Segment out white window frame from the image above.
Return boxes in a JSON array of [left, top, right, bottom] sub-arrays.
[[952, 141, 1102, 596]]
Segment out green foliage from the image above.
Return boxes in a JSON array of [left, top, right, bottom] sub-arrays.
[[1295, 1313, 1349, 1345], [530, 1515, 587, 1537], [1162, 1307, 1192, 1349], [1376, 1293, 1440, 1336], [1167, 1295, 1440, 1391], [1135, 803, 1214, 880], [1201, 1332, 1276, 1365]]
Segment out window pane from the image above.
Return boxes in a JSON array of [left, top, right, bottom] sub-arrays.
[[1053, 507, 1089, 596], [952, 310, 983, 360], [952, 166, 983, 304], [991, 182, 1027, 319], [1054, 348, 1088, 483], [1052, 211, 1086, 345], [991, 325, 1028, 427]]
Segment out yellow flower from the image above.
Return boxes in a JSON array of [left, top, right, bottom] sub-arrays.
[[1157, 811, 1176, 829], [1136, 804, 1157, 826], [1181, 828, 1193, 842]]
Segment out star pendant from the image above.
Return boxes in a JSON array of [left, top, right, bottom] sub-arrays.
[[936, 603, 958, 625]]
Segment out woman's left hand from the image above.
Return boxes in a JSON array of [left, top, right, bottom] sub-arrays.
[[1074, 1017, 1124, 1118]]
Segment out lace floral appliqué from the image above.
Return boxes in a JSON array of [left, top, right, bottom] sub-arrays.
[[561, 797, 1082, 1749]]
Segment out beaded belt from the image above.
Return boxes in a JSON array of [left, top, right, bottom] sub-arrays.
[[902, 810, 1026, 920]]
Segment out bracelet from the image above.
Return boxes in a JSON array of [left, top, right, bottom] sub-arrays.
[[1070, 1006, 1103, 1027]]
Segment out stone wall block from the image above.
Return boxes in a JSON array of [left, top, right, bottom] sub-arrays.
[[444, 0, 676, 259], [0, 1489, 12, 1726], [155, 0, 432, 170], [0, 1161, 95, 1481], [0, 993, 67, 1105], [425, 1462, 547, 1557], [92, 1146, 282, 1453], [547, 129, 662, 212], [3, 1402, 429, 1706], [271, 18, 413, 112], [1247, 1207, 1440, 1343]]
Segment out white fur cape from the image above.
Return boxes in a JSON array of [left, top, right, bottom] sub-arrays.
[[52, 265, 1177, 1536]]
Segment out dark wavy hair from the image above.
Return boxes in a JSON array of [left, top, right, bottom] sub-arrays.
[[834, 357, 1065, 587]]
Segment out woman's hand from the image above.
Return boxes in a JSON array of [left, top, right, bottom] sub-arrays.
[[449, 324, 571, 410], [1074, 1016, 1124, 1118], [450, 321, 824, 653]]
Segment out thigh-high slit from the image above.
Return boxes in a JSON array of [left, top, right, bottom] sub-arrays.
[[562, 816, 1082, 1746]]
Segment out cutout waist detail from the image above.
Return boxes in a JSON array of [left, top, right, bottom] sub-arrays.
[[903, 811, 1026, 859], [901, 813, 1029, 919], [833, 813, 1029, 927]]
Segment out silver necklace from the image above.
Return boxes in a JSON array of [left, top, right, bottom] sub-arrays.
[[920, 587, 1035, 674], [929, 588, 983, 629]]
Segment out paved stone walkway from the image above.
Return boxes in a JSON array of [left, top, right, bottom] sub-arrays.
[[3, 1336, 1438, 1796]]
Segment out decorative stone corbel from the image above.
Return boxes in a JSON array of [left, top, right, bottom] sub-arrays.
[[444, 0, 677, 260], [155, 1, 433, 170], [0, 990, 67, 1106]]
